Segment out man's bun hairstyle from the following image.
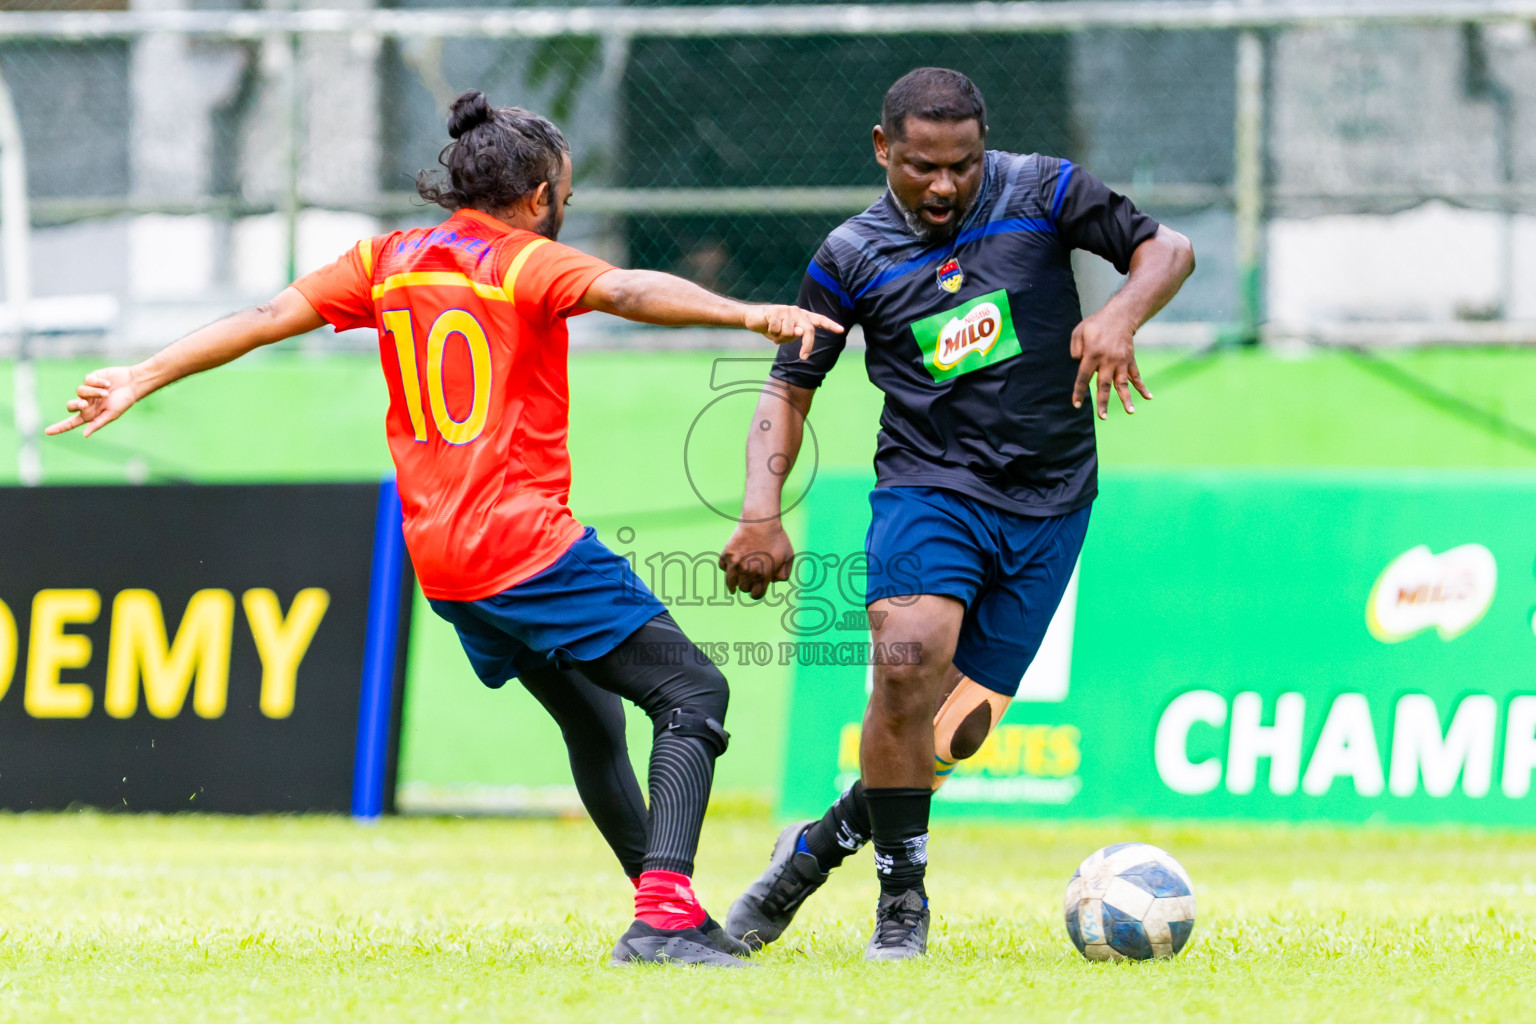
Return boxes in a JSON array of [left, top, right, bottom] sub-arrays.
[[881, 67, 988, 142], [417, 89, 569, 213], [447, 89, 494, 139]]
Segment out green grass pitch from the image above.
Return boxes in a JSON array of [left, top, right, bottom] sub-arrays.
[[0, 807, 1531, 1022]]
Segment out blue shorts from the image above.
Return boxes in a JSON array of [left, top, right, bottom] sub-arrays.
[[428, 526, 666, 688], [864, 486, 1090, 697]]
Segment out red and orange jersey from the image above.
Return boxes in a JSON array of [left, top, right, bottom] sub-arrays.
[[294, 208, 615, 601]]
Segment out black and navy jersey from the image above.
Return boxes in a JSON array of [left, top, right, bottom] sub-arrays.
[[772, 150, 1159, 516]]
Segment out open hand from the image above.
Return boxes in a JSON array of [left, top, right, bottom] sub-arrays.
[[45, 366, 139, 438], [1070, 310, 1153, 419], [744, 305, 844, 360]]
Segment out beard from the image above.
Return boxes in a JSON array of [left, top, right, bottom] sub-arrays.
[[536, 199, 561, 240], [893, 191, 966, 245], [537, 181, 568, 241]]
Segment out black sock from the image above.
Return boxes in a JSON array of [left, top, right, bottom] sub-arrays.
[[802, 779, 871, 872], [864, 787, 931, 899]]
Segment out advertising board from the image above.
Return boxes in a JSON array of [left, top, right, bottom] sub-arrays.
[[0, 483, 411, 813], [781, 470, 1536, 826]]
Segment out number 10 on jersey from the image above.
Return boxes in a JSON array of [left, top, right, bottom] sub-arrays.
[[383, 308, 492, 446]]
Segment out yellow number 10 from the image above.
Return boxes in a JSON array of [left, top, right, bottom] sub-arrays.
[[383, 309, 493, 446]]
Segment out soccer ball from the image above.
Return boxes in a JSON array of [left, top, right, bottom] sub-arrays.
[[1063, 842, 1196, 961]]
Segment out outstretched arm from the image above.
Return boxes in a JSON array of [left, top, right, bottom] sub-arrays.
[[581, 269, 843, 359], [46, 286, 324, 438], [719, 380, 816, 600], [1071, 225, 1196, 419]]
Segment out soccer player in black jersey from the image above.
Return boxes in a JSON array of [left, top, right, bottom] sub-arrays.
[[719, 68, 1195, 960]]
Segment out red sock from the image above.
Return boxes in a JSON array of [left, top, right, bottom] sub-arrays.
[[634, 870, 706, 931]]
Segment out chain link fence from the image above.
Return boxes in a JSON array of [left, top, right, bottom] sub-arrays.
[[2, 1, 1536, 358]]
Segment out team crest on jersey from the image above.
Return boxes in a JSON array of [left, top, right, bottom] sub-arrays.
[[936, 258, 964, 293]]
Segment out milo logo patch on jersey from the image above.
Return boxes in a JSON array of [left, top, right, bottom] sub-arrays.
[[935, 302, 1004, 368], [909, 288, 1022, 382]]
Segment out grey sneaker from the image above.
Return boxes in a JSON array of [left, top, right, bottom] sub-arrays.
[[864, 890, 929, 961], [725, 820, 828, 950], [609, 919, 753, 967], [699, 912, 753, 958]]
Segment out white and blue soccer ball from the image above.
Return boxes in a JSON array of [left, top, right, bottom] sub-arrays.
[[1064, 842, 1196, 961]]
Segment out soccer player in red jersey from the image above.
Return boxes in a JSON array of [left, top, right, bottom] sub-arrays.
[[47, 91, 841, 967]]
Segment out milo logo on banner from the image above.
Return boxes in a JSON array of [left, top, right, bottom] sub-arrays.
[[910, 288, 1022, 382], [1367, 543, 1497, 642]]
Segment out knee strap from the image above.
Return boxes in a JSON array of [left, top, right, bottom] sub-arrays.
[[932, 675, 1012, 790], [661, 707, 730, 757]]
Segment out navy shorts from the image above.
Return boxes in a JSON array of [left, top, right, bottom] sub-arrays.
[[428, 526, 666, 688], [864, 486, 1090, 697]]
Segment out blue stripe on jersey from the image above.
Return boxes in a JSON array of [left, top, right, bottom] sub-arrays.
[[807, 259, 854, 309], [856, 251, 942, 299], [954, 217, 1055, 246], [1050, 159, 1075, 220], [854, 217, 1056, 299]]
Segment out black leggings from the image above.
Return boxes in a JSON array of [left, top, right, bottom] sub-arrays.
[[518, 611, 728, 877]]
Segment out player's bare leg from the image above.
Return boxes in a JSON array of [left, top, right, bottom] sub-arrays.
[[726, 658, 1023, 954], [858, 594, 963, 960], [727, 596, 962, 957], [726, 661, 973, 950], [860, 598, 964, 786]]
